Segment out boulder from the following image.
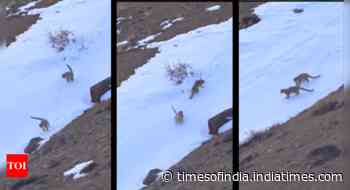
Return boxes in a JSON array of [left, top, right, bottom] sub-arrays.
[[208, 108, 232, 135], [143, 168, 162, 186], [24, 137, 44, 154], [240, 14, 261, 29], [90, 77, 111, 103]]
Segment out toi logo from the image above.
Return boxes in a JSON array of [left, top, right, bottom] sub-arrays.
[[6, 154, 29, 178]]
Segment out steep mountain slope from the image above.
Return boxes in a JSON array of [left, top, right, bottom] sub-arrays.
[[0, 0, 111, 189], [238, 2, 347, 189], [142, 128, 233, 190], [0, 0, 110, 164], [240, 86, 347, 190], [0, 101, 111, 190], [117, 2, 233, 190], [239, 2, 343, 141], [144, 85, 346, 190]]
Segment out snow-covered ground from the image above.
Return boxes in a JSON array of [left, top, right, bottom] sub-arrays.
[[0, 0, 110, 164], [240, 2, 343, 142], [63, 160, 94, 179], [117, 19, 232, 190], [160, 17, 184, 30], [206, 5, 221, 12]]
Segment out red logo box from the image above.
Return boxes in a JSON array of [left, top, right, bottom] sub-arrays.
[[6, 154, 29, 178]]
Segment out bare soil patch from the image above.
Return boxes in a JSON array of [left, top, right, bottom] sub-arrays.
[[0, 0, 61, 46]]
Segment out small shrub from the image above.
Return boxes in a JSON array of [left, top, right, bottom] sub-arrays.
[[49, 30, 76, 52], [240, 124, 278, 149], [312, 101, 341, 116], [241, 130, 268, 147], [166, 62, 193, 85]]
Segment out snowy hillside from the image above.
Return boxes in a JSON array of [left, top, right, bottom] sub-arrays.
[[117, 19, 232, 190], [240, 2, 343, 142], [0, 0, 110, 164]]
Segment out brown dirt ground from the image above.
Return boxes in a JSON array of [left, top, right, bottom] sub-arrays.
[[239, 2, 264, 30], [0, 0, 61, 46], [117, 2, 232, 86], [239, 2, 264, 22]]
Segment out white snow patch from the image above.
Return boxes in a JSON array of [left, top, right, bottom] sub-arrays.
[[64, 160, 94, 179], [136, 32, 161, 47], [160, 20, 173, 30], [173, 17, 184, 22], [160, 17, 184, 30], [206, 5, 221, 12], [18, 0, 39, 12], [117, 40, 128, 47]]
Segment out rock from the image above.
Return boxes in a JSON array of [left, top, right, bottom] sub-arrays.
[[24, 137, 44, 154], [208, 108, 232, 135], [80, 162, 98, 174], [90, 77, 111, 103], [240, 14, 261, 29], [143, 168, 162, 186]]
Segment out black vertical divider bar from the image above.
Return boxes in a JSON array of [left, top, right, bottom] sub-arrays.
[[233, 1, 239, 190], [112, 0, 117, 189]]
